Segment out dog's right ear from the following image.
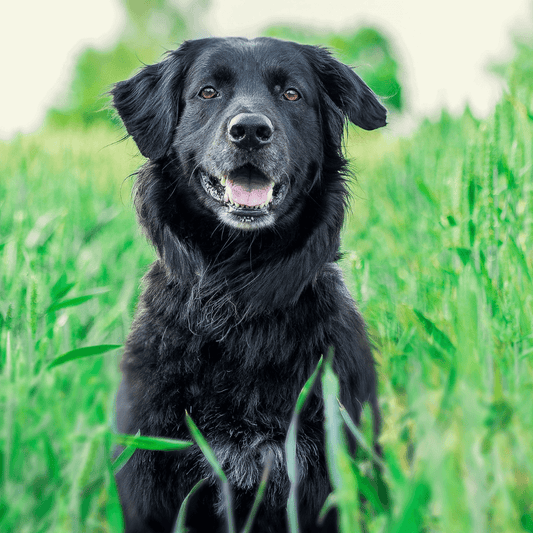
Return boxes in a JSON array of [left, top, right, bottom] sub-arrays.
[[111, 41, 198, 160]]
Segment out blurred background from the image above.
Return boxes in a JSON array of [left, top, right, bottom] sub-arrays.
[[1, 0, 532, 139]]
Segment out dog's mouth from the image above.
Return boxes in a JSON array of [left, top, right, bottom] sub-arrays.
[[200, 165, 286, 217]]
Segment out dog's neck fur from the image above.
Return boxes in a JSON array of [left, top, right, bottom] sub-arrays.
[[133, 158, 347, 330]]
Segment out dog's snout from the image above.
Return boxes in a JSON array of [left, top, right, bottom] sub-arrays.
[[228, 113, 274, 149]]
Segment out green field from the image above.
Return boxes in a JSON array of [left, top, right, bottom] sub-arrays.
[[1, 54, 533, 533]]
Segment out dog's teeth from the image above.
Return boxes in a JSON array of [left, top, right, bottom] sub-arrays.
[[266, 188, 273, 204], [219, 176, 226, 186], [225, 184, 234, 205]]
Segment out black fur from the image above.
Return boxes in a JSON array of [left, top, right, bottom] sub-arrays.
[[112, 37, 386, 533]]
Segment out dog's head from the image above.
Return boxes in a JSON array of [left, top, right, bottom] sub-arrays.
[[112, 37, 386, 232]]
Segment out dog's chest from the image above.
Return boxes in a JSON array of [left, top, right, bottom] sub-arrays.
[[182, 342, 301, 421]]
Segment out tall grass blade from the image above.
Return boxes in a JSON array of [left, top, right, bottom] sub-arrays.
[[317, 493, 337, 525], [185, 411, 236, 533], [388, 481, 430, 533], [112, 430, 140, 473], [285, 355, 324, 533], [104, 432, 125, 533], [112, 444, 137, 474], [413, 309, 456, 355], [47, 344, 122, 369], [113, 432, 193, 452], [508, 234, 533, 285], [174, 478, 208, 533], [50, 273, 76, 301], [47, 295, 95, 313], [241, 451, 274, 533], [338, 400, 386, 471], [47, 287, 110, 313], [322, 355, 361, 533]]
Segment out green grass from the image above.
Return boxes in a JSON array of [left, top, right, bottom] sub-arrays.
[[341, 95, 533, 531], [0, 126, 145, 532], [1, 75, 533, 531]]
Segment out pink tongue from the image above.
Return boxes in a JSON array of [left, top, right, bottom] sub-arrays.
[[227, 179, 272, 207]]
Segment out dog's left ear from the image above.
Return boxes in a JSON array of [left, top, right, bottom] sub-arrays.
[[304, 46, 387, 131], [111, 41, 200, 160]]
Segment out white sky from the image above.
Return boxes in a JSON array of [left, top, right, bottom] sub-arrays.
[[1, 0, 532, 139]]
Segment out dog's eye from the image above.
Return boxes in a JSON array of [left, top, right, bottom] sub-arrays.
[[283, 89, 301, 102], [199, 87, 219, 99]]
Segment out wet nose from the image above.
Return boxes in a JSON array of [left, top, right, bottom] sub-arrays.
[[227, 113, 274, 149]]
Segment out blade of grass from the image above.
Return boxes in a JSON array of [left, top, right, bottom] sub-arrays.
[[388, 481, 430, 533], [113, 433, 193, 452], [47, 344, 122, 369], [322, 355, 361, 533], [46, 287, 110, 313], [47, 295, 95, 313], [338, 400, 387, 472], [413, 309, 456, 356], [50, 273, 76, 301], [185, 411, 235, 533], [241, 451, 274, 533], [174, 478, 208, 533], [317, 493, 337, 525], [112, 430, 140, 473], [285, 355, 324, 533], [104, 432, 125, 533], [352, 462, 387, 515]]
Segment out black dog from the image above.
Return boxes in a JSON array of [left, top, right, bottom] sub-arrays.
[[112, 37, 386, 533]]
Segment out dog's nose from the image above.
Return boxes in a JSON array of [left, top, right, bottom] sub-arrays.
[[227, 113, 274, 149]]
